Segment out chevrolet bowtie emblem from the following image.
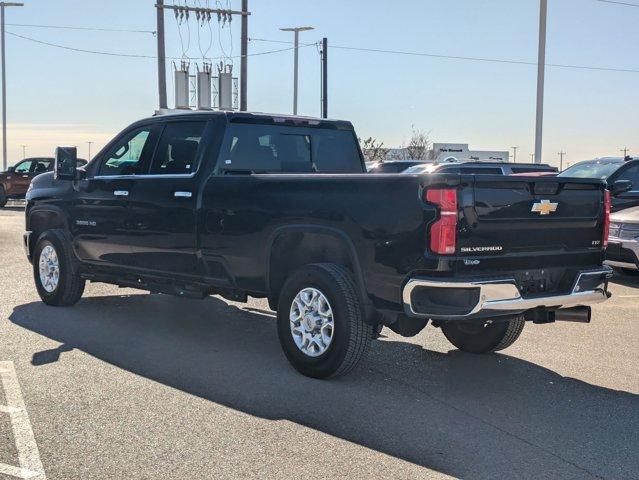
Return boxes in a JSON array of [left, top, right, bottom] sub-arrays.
[[531, 199, 558, 215]]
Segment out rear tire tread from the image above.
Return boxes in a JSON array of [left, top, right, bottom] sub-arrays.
[[491, 316, 525, 352]]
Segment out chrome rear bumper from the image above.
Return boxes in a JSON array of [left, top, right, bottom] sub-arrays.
[[402, 267, 612, 320]]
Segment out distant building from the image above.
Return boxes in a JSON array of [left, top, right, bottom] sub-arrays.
[[429, 143, 509, 163], [383, 143, 509, 163]]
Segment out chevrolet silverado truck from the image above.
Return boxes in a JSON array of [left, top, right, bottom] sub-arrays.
[[24, 111, 612, 378]]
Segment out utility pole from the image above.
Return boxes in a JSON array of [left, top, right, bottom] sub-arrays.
[[240, 0, 248, 111], [156, 2, 249, 111], [558, 150, 566, 171], [511, 146, 518, 163], [156, 0, 167, 109], [621, 147, 629, 158], [86, 141, 93, 160], [280, 26, 314, 116], [321, 37, 328, 118], [1, 2, 23, 172], [534, 0, 547, 164]]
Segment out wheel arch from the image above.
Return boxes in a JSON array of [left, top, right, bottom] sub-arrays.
[[27, 206, 70, 257], [266, 225, 372, 318]]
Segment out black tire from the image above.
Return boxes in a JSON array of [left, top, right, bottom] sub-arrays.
[[33, 229, 85, 306], [0, 186, 6, 208], [276, 263, 372, 379], [441, 315, 525, 354]]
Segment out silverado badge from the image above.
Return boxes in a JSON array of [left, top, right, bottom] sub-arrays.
[[531, 199, 558, 215]]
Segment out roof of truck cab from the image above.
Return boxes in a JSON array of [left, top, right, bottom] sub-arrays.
[[147, 109, 355, 130]]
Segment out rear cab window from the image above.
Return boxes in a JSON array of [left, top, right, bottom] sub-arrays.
[[216, 123, 363, 174]]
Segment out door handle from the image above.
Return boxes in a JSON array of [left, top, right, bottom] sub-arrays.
[[174, 191, 192, 198], [22, 175, 29, 178], [113, 190, 129, 197]]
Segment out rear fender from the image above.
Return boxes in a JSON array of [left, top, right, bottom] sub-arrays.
[[266, 225, 374, 322]]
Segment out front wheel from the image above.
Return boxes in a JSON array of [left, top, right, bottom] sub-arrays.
[[33, 229, 85, 306], [440, 315, 525, 354], [276, 263, 372, 378]]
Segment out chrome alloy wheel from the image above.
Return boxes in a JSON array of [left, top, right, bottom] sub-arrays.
[[289, 287, 335, 357], [39, 245, 60, 293]]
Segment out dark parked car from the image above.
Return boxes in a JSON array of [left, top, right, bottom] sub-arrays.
[[367, 160, 428, 173], [403, 161, 558, 176], [558, 157, 639, 212], [0, 157, 87, 206], [24, 111, 611, 378]]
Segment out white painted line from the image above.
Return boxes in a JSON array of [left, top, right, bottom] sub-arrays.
[[617, 295, 639, 298], [0, 361, 46, 480], [0, 463, 41, 479]]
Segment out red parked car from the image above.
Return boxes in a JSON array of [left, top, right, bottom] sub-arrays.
[[0, 157, 87, 207]]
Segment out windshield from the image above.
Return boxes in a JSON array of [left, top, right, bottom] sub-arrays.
[[559, 161, 621, 179]]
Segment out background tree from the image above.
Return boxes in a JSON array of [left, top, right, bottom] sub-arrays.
[[359, 137, 389, 162], [405, 127, 431, 160]]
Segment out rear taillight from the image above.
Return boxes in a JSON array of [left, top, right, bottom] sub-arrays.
[[603, 189, 611, 247], [425, 188, 457, 255]]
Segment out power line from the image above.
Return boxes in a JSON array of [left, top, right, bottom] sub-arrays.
[[329, 44, 639, 74], [596, 0, 639, 7], [6, 30, 303, 60], [6, 22, 156, 34], [249, 38, 639, 74]]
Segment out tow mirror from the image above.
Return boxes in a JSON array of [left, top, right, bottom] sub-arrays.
[[54, 146, 77, 181], [611, 179, 632, 196]]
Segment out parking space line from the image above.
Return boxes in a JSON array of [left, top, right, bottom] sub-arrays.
[[0, 362, 46, 480]]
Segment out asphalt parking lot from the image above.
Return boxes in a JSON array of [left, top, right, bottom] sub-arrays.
[[0, 207, 637, 480]]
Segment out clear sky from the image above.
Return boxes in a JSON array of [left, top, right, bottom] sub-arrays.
[[3, 0, 638, 167]]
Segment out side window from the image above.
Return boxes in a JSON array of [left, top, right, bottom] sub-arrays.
[[218, 124, 361, 173], [32, 159, 51, 174], [149, 121, 206, 175], [312, 130, 363, 173], [14, 160, 32, 173], [98, 127, 155, 176], [616, 165, 639, 191], [218, 125, 294, 173]]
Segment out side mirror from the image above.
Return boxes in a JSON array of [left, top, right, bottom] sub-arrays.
[[611, 179, 632, 196], [54, 146, 77, 181], [7, 166, 14, 173]]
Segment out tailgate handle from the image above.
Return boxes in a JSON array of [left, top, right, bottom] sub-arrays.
[[113, 190, 129, 197], [174, 191, 192, 198], [534, 182, 559, 195]]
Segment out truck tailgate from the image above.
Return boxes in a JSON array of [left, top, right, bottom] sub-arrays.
[[459, 176, 604, 254], [452, 175, 607, 295]]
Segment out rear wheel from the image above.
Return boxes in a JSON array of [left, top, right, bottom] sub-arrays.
[[33, 229, 85, 306], [0, 186, 6, 208], [276, 263, 372, 378], [441, 315, 525, 354]]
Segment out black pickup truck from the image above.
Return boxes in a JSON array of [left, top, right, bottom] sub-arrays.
[[24, 111, 612, 378]]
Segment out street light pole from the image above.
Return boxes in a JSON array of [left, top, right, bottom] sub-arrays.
[[534, 0, 547, 164], [280, 26, 314, 116], [0, 2, 23, 172]]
